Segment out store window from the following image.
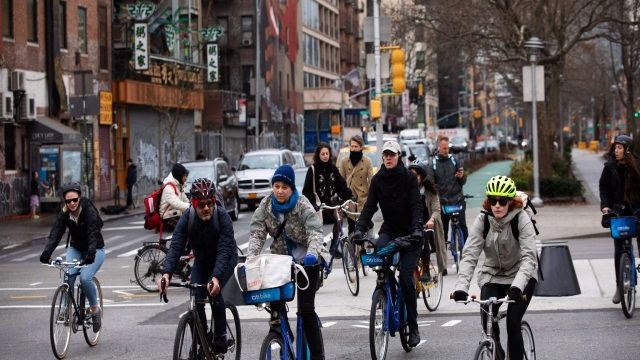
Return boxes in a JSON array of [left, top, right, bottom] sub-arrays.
[[2, 0, 13, 38]]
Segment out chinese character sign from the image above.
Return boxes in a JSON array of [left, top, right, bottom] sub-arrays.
[[99, 91, 113, 125], [165, 24, 176, 56], [127, 2, 155, 21], [134, 23, 149, 70], [200, 26, 225, 43], [207, 43, 219, 83]]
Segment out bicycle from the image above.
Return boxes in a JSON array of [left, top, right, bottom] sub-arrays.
[[452, 294, 536, 360], [442, 195, 473, 273], [360, 237, 414, 360], [415, 229, 444, 311], [243, 264, 320, 359], [319, 199, 361, 296], [46, 257, 103, 359], [161, 279, 242, 360], [607, 214, 639, 318], [134, 235, 193, 292]]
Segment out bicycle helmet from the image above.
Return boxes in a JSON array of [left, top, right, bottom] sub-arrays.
[[408, 160, 429, 179], [190, 178, 216, 200], [485, 175, 516, 198], [61, 182, 82, 198], [613, 134, 633, 152]]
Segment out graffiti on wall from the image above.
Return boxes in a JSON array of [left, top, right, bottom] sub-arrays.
[[163, 141, 189, 171], [0, 176, 28, 218], [137, 139, 160, 182]]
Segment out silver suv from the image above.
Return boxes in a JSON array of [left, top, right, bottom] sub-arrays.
[[236, 149, 299, 208]]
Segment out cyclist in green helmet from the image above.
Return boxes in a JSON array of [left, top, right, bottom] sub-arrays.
[[453, 175, 538, 360]]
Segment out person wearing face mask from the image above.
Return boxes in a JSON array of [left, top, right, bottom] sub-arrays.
[[159, 163, 190, 232], [339, 135, 374, 233], [247, 165, 328, 359], [598, 134, 640, 304], [303, 142, 352, 225], [453, 176, 538, 360]]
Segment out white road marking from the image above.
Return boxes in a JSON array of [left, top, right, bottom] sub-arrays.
[[105, 234, 153, 255], [323, 321, 337, 328], [2, 244, 20, 250], [128, 221, 146, 225], [29, 282, 43, 286], [418, 324, 431, 327], [113, 290, 134, 297], [415, 340, 426, 347], [441, 320, 462, 327], [102, 226, 146, 231], [0, 303, 165, 309], [120, 265, 131, 269], [11, 252, 40, 262], [352, 325, 369, 329], [0, 285, 141, 291], [0, 248, 31, 260], [117, 249, 141, 258], [418, 320, 435, 324]]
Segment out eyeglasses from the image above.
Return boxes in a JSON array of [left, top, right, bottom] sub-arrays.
[[488, 197, 510, 207], [197, 200, 214, 209], [65, 198, 79, 204]]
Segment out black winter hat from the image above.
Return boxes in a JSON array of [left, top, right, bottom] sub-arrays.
[[171, 163, 188, 183]]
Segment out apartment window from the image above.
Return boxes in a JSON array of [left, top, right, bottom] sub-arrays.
[[78, 7, 87, 53], [242, 65, 253, 97], [59, 1, 67, 48], [217, 16, 228, 46], [99, 6, 108, 69], [241, 16, 253, 46], [2, 0, 13, 38], [27, 0, 37, 42], [4, 125, 15, 170]]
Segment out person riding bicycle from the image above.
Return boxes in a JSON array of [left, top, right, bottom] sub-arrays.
[[427, 136, 468, 271], [350, 141, 424, 347], [598, 134, 640, 304], [453, 176, 538, 360], [39, 182, 105, 332], [159, 163, 190, 232], [408, 160, 446, 283], [158, 177, 238, 353], [247, 164, 328, 360]]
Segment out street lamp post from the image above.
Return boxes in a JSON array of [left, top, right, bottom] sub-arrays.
[[524, 37, 544, 207], [254, 0, 261, 151]]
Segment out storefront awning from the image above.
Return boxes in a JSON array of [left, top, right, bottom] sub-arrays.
[[29, 117, 82, 143]]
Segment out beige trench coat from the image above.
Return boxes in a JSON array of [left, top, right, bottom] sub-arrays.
[[339, 155, 374, 221], [424, 190, 447, 272]]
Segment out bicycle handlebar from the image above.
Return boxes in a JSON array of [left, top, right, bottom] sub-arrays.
[[160, 278, 211, 303], [319, 199, 355, 211], [449, 293, 527, 305], [45, 258, 86, 269]]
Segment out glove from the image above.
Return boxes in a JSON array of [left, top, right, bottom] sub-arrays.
[[40, 251, 51, 264], [81, 252, 96, 266], [376, 243, 398, 256], [453, 290, 468, 302], [350, 229, 364, 245], [303, 254, 318, 267], [508, 287, 523, 303], [412, 230, 423, 242]]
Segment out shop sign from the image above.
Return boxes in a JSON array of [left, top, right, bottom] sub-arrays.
[[134, 23, 149, 70], [206, 43, 219, 83], [99, 91, 113, 125], [127, 2, 155, 21], [200, 26, 225, 43]]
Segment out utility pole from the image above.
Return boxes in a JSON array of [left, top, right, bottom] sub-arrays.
[[254, 0, 261, 151], [374, 0, 383, 157], [482, 65, 488, 156]]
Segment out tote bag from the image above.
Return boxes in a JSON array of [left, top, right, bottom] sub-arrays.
[[235, 254, 308, 291]]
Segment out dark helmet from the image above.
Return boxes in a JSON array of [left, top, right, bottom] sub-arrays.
[[61, 182, 82, 198], [613, 135, 633, 151], [408, 160, 428, 179], [190, 178, 216, 200]]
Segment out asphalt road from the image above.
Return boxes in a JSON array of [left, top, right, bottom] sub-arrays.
[[1, 211, 639, 359]]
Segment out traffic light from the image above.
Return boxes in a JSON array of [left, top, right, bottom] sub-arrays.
[[418, 82, 424, 97], [510, 111, 516, 120], [473, 109, 482, 119], [390, 49, 406, 93], [370, 98, 381, 119], [518, 117, 523, 128], [634, 109, 640, 118], [494, 116, 500, 125]]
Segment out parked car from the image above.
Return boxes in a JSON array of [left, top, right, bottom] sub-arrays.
[[474, 138, 500, 152], [292, 151, 307, 168], [449, 136, 469, 153], [182, 158, 239, 221], [235, 149, 296, 208]]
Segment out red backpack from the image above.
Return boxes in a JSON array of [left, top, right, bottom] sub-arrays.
[[143, 183, 178, 231]]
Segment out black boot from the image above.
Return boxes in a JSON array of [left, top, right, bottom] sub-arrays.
[[408, 328, 420, 347]]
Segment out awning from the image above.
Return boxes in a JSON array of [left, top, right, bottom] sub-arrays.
[[29, 117, 82, 143]]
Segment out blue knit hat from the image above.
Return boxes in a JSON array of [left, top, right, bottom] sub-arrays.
[[272, 164, 296, 190]]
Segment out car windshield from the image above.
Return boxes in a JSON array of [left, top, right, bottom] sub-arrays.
[[407, 146, 427, 159], [451, 136, 466, 145], [185, 166, 213, 183], [239, 154, 280, 170]]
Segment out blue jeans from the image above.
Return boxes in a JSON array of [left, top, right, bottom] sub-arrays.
[[66, 247, 105, 307], [190, 261, 227, 337]]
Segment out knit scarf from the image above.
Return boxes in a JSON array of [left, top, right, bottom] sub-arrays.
[[271, 190, 299, 217]]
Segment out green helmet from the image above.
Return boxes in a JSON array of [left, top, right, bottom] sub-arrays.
[[485, 175, 516, 198]]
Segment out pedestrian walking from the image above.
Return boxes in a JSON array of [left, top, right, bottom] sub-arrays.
[[30, 170, 49, 219]]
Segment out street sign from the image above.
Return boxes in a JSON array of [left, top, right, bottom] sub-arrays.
[[206, 43, 219, 82], [99, 91, 112, 125], [366, 53, 389, 79], [522, 65, 544, 102], [134, 23, 149, 70], [363, 17, 391, 43]]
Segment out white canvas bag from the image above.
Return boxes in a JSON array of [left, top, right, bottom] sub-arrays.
[[235, 254, 308, 291]]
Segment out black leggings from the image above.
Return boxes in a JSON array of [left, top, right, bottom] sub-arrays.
[[295, 264, 324, 360], [420, 230, 435, 269], [613, 237, 640, 285], [480, 278, 537, 360]]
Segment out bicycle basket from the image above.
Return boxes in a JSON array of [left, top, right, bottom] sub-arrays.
[[442, 204, 464, 215], [610, 216, 638, 239], [361, 253, 399, 267], [242, 281, 295, 305]]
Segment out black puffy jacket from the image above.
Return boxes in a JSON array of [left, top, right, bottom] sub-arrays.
[[43, 198, 104, 256], [599, 154, 640, 212]]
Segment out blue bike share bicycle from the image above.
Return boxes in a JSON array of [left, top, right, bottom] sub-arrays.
[[442, 195, 473, 273], [604, 212, 639, 318], [359, 237, 414, 360]]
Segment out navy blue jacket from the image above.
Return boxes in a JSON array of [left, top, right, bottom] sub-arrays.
[[163, 205, 237, 286]]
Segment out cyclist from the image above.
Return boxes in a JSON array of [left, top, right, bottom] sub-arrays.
[[159, 163, 190, 232], [351, 141, 423, 347], [338, 135, 374, 233], [453, 175, 538, 360], [247, 164, 328, 360], [427, 136, 467, 272], [158, 178, 238, 353], [39, 182, 105, 332], [408, 160, 446, 282], [598, 134, 640, 304]]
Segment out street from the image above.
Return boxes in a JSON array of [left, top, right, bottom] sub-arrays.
[[1, 212, 640, 359]]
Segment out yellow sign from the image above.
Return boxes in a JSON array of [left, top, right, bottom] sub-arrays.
[[99, 91, 113, 125]]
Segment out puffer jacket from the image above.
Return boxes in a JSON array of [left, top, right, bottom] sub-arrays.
[[43, 198, 104, 256], [159, 173, 189, 219], [454, 206, 538, 292], [339, 155, 374, 220], [248, 193, 329, 263]]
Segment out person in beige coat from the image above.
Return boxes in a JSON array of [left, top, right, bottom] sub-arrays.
[[159, 163, 190, 232], [408, 160, 447, 280], [339, 135, 374, 233]]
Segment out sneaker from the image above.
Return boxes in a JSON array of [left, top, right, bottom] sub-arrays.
[[408, 328, 420, 347], [212, 333, 228, 353], [612, 287, 622, 304], [419, 271, 431, 283], [91, 309, 102, 332]]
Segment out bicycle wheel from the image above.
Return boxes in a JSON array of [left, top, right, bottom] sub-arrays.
[[224, 303, 242, 360], [134, 245, 167, 292], [173, 312, 197, 360], [473, 341, 493, 360], [425, 253, 443, 312], [50, 285, 72, 359], [452, 227, 463, 273], [618, 252, 636, 318], [342, 241, 360, 296], [357, 244, 369, 277], [132, 183, 140, 208], [398, 304, 412, 353], [521, 321, 536, 360], [82, 277, 103, 346], [369, 288, 389, 360], [258, 331, 293, 360]]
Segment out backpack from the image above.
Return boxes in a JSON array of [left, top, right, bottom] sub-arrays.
[[432, 155, 457, 172], [143, 183, 178, 231]]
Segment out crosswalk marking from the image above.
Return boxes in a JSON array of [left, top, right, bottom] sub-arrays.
[[352, 324, 369, 329], [323, 321, 337, 328], [2, 244, 20, 250], [0, 247, 31, 260], [442, 320, 462, 327], [105, 234, 153, 255], [117, 249, 141, 258], [128, 221, 146, 225], [29, 282, 42, 286], [103, 225, 146, 231]]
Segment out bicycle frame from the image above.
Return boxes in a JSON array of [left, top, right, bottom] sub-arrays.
[[262, 301, 308, 360], [622, 238, 638, 286], [50, 261, 88, 329], [376, 266, 404, 336]]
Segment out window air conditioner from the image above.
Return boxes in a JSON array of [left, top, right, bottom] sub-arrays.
[[1, 92, 14, 119], [19, 93, 36, 120], [242, 38, 253, 47], [9, 71, 25, 92]]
